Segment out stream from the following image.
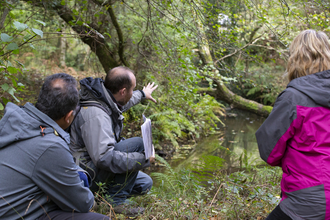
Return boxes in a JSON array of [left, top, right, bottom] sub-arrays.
[[169, 109, 266, 172]]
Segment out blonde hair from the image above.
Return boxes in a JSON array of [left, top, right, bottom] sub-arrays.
[[287, 29, 330, 81]]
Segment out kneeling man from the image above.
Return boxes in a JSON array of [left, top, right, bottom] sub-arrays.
[[0, 73, 108, 220]]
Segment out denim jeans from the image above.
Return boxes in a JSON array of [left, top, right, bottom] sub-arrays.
[[90, 137, 153, 205]]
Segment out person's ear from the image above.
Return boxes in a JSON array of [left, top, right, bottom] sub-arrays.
[[119, 87, 126, 96], [64, 110, 74, 124]]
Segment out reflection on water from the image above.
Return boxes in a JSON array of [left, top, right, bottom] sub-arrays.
[[170, 109, 266, 172]]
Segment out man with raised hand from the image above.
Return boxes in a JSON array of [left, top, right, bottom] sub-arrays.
[[70, 66, 158, 216], [0, 73, 109, 220]]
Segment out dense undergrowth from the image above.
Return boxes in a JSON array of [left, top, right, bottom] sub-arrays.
[[93, 155, 282, 220]]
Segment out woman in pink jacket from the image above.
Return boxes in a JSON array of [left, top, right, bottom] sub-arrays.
[[256, 30, 330, 219]]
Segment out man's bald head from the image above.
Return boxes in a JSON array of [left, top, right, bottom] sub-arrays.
[[104, 66, 135, 94]]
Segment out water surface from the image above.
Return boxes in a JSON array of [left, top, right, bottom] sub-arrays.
[[170, 109, 266, 172]]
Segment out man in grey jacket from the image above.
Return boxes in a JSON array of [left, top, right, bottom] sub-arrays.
[[70, 66, 158, 215], [0, 73, 109, 220]]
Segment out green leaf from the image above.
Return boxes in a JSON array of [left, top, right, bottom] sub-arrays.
[[32, 28, 43, 38], [7, 43, 19, 50], [61, 0, 66, 5], [17, 83, 24, 87], [35, 20, 46, 26], [0, 103, 3, 111], [1, 33, 13, 42], [1, 83, 9, 91], [15, 60, 25, 67], [13, 21, 28, 31], [104, 33, 111, 38], [12, 78, 17, 87], [7, 66, 18, 74], [8, 87, 19, 102], [77, 20, 83, 25], [12, 49, 19, 54], [23, 34, 33, 41]]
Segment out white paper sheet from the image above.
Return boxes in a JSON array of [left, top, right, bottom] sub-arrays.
[[141, 114, 155, 159]]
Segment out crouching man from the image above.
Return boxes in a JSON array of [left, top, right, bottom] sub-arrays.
[[69, 66, 158, 216], [0, 73, 109, 220]]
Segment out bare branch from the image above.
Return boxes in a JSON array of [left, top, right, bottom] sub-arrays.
[[106, 3, 129, 67], [214, 38, 260, 66], [1, 34, 37, 58], [91, 0, 129, 67]]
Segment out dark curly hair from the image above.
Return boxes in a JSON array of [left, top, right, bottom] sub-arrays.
[[35, 73, 78, 121]]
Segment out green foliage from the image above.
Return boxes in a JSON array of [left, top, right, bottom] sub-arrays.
[[191, 154, 225, 182], [0, 1, 44, 111], [145, 94, 225, 148], [128, 154, 282, 219], [230, 64, 286, 105]]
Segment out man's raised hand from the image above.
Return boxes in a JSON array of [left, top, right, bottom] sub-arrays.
[[143, 82, 158, 103]]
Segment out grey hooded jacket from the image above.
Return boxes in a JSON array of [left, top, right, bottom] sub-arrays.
[[69, 78, 149, 174], [0, 103, 94, 220]]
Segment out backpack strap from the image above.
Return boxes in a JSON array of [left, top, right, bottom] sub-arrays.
[[79, 100, 111, 116], [79, 100, 121, 142]]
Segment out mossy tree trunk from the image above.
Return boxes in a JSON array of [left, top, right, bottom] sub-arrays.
[[194, 13, 272, 117], [198, 83, 272, 117]]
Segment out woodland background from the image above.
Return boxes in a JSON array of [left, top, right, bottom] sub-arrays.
[[0, 0, 328, 219]]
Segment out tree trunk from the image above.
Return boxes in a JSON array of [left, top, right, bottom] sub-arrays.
[[198, 84, 272, 117], [0, 5, 9, 30], [24, 0, 119, 73], [59, 32, 66, 68]]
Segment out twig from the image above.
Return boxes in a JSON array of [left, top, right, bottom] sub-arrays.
[[94, 192, 117, 219], [214, 38, 260, 66], [1, 194, 24, 219], [25, 199, 51, 220], [142, 102, 150, 116], [0, 34, 37, 57], [209, 183, 224, 208]]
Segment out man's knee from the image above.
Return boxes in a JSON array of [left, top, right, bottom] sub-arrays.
[[144, 175, 153, 193], [139, 173, 153, 194], [115, 137, 144, 153], [131, 137, 144, 152]]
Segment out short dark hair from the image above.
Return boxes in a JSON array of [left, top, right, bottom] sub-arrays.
[[35, 73, 78, 121], [104, 66, 133, 94]]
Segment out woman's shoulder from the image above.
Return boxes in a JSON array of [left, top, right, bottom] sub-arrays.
[[277, 87, 314, 107]]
